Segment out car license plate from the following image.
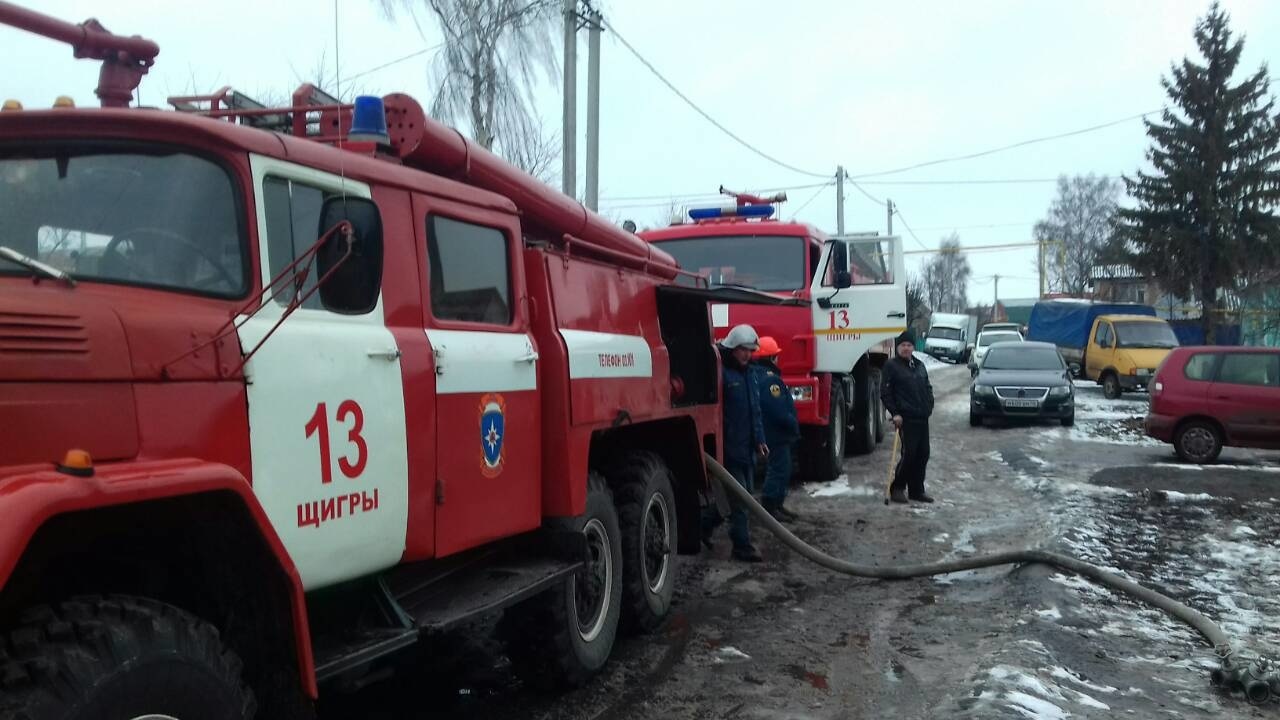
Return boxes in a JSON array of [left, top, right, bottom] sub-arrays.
[[1004, 399, 1039, 408]]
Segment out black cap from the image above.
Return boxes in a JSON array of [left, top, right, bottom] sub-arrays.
[[896, 330, 915, 346]]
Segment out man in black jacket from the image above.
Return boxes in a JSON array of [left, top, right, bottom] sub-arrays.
[[880, 330, 935, 504]]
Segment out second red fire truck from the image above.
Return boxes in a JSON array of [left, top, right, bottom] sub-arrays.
[[640, 192, 908, 482]]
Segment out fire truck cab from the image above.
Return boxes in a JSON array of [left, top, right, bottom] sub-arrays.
[[640, 196, 907, 482], [0, 5, 798, 717]]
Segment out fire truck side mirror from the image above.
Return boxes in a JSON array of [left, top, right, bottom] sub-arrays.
[[831, 241, 852, 289], [316, 197, 384, 314]]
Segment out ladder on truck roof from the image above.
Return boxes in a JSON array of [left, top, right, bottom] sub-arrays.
[[168, 83, 353, 142]]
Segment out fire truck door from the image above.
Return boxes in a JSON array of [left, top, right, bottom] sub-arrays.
[[239, 156, 410, 591], [419, 210, 542, 557], [810, 235, 908, 373]]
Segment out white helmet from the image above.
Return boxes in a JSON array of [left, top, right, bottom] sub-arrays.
[[721, 324, 760, 351]]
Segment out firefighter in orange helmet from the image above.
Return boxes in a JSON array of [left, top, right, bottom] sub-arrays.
[[752, 336, 800, 522]]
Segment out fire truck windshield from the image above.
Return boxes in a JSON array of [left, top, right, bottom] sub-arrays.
[[0, 147, 246, 297], [655, 235, 805, 291]]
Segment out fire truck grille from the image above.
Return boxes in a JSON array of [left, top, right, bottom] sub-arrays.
[[0, 312, 89, 354]]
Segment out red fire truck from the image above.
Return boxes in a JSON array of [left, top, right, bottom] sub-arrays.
[[640, 191, 907, 482], [0, 4, 793, 717]]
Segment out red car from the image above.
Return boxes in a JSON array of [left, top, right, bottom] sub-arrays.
[[1146, 346, 1280, 462]]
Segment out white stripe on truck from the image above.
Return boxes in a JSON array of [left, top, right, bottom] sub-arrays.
[[560, 329, 654, 379]]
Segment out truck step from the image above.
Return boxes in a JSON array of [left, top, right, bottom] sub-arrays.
[[311, 532, 585, 684], [388, 542, 582, 632], [314, 627, 419, 683]]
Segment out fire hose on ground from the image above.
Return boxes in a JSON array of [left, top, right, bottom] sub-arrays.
[[701, 452, 1277, 706]]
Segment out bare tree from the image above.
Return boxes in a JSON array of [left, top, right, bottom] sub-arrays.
[[1033, 174, 1120, 296], [379, 0, 558, 158], [905, 272, 930, 334], [502, 116, 560, 185], [920, 234, 971, 313]]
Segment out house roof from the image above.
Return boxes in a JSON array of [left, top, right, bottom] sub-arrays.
[[998, 297, 1038, 308], [1090, 263, 1145, 280]]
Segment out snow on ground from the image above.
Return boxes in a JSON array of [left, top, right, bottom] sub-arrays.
[[712, 646, 751, 663], [805, 475, 880, 498], [1155, 462, 1280, 474], [914, 350, 949, 370]]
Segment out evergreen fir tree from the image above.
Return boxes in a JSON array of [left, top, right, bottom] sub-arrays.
[[1116, 2, 1280, 343]]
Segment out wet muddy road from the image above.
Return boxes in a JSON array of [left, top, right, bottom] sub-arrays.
[[320, 362, 1280, 719]]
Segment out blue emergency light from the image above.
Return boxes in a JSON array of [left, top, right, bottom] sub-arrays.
[[349, 95, 390, 144], [688, 203, 775, 221]]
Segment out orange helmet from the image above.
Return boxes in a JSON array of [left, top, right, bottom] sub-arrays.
[[753, 336, 781, 359]]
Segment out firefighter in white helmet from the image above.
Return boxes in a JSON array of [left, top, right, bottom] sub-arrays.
[[703, 324, 769, 562]]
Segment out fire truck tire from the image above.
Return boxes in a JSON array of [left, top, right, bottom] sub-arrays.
[[803, 382, 845, 483], [849, 370, 876, 456], [608, 452, 678, 635], [873, 370, 886, 444], [0, 595, 255, 720], [500, 473, 623, 690]]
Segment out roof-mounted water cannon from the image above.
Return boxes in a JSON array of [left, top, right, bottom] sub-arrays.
[[0, 1, 159, 108], [719, 185, 788, 206]]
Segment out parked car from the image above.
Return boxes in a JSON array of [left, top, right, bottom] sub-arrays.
[[981, 322, 1023, 337], [1145, 346, 1280, 463], [969, 329, 1023, 376], [970, 341, 1075, 427]]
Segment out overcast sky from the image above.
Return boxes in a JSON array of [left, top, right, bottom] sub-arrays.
[[8, 0, 1278, 302]]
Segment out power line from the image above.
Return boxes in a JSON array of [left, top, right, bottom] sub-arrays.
[[600, 181, 829, 203], [601, 18, 830, 179], [788, 182, 834, 220], [859, 176, 1121, 186], [855, 79, 1280, 180], [892, 206, 929, 251], [904, 241, 1046, 256], [843, 172, 887, 208], [850, 110, 1157, 180], [340, 44, 444, 84], [912, 222, 1035, 232]]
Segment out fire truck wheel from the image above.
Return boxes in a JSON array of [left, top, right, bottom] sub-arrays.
[[872, 370, 886, 443], [501, 473, 623, 690], [806, 382, 846, 482], [849, 368, 876, 456], [0, 595, 255, 720], [609, 452, 677, 634]]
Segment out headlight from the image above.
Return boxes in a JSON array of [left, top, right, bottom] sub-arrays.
[[1050, 385, 1071, 396], [972, 384, 995, 396], [791, 385, 814, 402]]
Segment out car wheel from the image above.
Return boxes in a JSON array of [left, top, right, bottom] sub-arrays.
[[1175, 420, 1222, 464], [969, 411, 981, 427], [1102, 373, 1121, 399], [1061, 412, 1075, 427]]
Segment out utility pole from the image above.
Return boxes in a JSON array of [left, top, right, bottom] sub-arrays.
[[1037, 239, 1046, 297], [993, 274, 1001, 319], [886, 199, 894, 235], [561, 0, 577, 198], [835, 166, 845, 235], [584, 6, 601, 210]]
